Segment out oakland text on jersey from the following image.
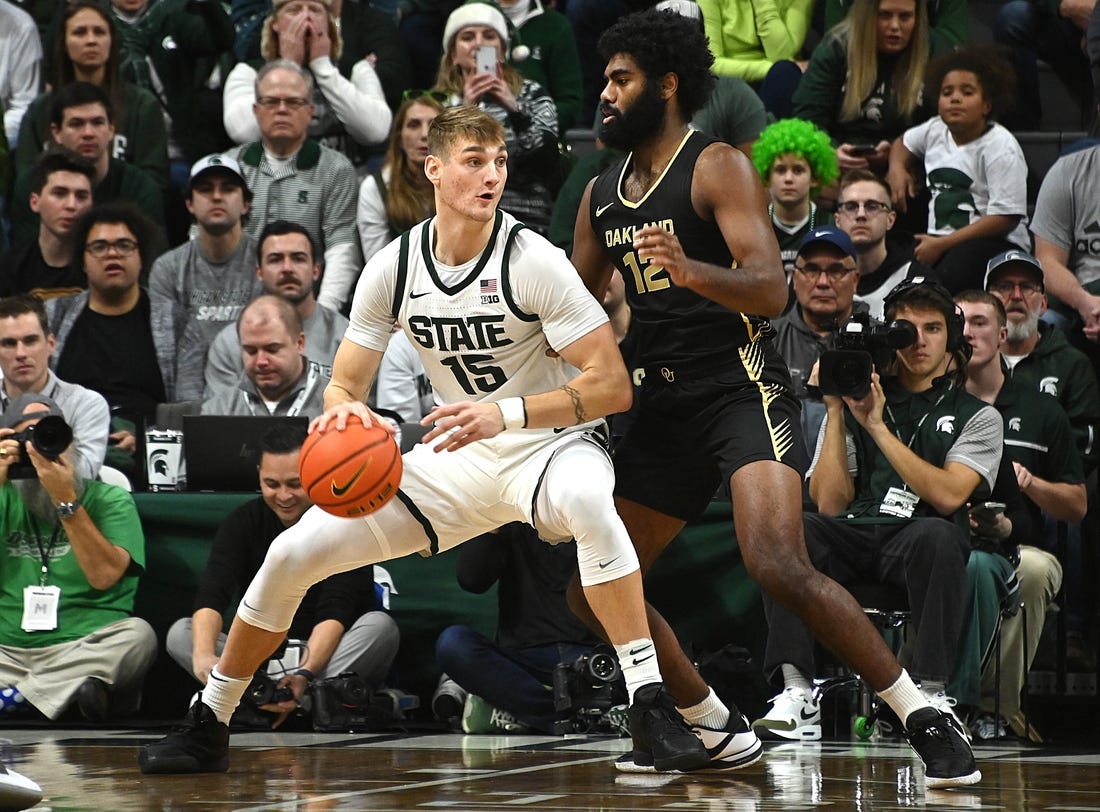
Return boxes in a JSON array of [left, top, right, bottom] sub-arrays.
[[603, 218, 675, 249], [406, 314, 515, 353]]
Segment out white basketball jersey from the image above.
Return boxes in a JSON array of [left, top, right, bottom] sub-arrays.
[[348, 210, 609, 409]]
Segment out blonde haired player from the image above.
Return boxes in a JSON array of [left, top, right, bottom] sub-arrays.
[[140, 106, 708, 776]]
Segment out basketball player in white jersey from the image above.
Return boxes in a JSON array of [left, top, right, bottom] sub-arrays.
[[140, 106, 709, 775]]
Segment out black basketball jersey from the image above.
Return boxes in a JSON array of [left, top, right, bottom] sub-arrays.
[[590, 130, 785, 377]]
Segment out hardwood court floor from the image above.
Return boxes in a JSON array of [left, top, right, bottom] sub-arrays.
[[2, 726, 1098, 811]]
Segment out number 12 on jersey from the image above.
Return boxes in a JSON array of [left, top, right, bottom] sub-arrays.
[[623, 252, 670, 294]]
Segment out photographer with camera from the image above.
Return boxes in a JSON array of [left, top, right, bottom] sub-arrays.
[[0, 393, 156, 722], [434, 522, 618, 735], [165, 422, 398, 729], [754, 278, 1000, 745], [0, 296, 110, 482]]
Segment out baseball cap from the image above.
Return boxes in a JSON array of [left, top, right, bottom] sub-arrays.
[[188, 154, 249, 193], [984, 249, 1044, 292], [797, 226, 856, 261], [2, 393, 64, 429]]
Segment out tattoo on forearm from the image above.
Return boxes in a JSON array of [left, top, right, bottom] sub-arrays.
[[561, 384, 586, 424]]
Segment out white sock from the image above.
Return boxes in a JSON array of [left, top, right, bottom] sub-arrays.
[[202, 667, 251, 725], [877, 669, 932, 727], [678, 687, 729, 730], [614, 638, 661, 703], [781, 664, 813, 694]]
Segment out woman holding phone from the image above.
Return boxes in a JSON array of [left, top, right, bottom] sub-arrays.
[[432, 1, 559, 235], [792, 0, 937, 174]]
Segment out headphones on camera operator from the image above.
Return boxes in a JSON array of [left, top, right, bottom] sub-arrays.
[[881, 276, 970, 361]]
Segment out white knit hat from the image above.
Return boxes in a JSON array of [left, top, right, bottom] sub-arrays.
[[443, 1, 510, 53]]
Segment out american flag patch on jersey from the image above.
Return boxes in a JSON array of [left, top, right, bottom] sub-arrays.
[[480, 279, 498, 293]]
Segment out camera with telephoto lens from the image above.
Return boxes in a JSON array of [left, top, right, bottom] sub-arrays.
[[310, 671, 389, 732], [243, 670, 295, 707], [7, 415, 74, 479], [552, 645, 628, 734], [818, 314, 918, 399]]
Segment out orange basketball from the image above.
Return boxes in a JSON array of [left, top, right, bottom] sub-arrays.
[[299, 415, 402, 517]]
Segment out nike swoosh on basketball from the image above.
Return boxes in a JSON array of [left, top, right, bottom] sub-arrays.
[[410, 291, 431, 299], [595, 202, 614, 217], [331, 459, 370, 496]]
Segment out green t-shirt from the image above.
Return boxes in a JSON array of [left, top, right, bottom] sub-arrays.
[[0, 480, 145, 648]]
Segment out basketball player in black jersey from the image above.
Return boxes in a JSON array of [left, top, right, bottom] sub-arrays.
[[568, 8, 979, 787]]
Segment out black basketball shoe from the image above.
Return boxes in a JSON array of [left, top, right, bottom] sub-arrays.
[[139, 701, 230, 774], [615, 683, 710, 773], [904, 707, 981, 789]]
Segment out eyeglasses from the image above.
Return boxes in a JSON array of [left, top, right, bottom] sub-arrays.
[[85, 238, 138, 257], [989, 280, 1042, 296], [255, 96, 311, 110], [402, 88, 449, 104], [793, 262, 856, 281], [836, 199, 892, 215]]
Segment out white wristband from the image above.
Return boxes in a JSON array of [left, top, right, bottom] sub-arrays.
[[497, 397, 527, 431]]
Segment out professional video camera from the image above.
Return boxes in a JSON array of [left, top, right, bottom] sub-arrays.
[[818, 313, 917, 398], [310, 672, 408, 732], [7, 415, 73, 479], [551, 645, 628, 734]]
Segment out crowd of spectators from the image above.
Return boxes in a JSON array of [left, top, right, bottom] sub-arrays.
[[0, 0, 1095, 746]]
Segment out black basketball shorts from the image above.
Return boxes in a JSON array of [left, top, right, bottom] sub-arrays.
[[612, 370, 806, 522]]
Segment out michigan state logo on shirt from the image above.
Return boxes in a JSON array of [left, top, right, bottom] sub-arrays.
[[298, 190, 309, 204], [936, 415, 956, 434]]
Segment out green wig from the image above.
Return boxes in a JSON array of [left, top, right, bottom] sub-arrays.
[[751, 118, 839, 194]]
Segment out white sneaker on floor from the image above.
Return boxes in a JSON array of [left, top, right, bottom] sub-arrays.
[[0, 763, 42, 810], [751, 687, 821, 741], [921, 691, 971, 742]]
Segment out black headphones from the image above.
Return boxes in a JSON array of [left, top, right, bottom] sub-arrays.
[[882, 276, 970, 359]]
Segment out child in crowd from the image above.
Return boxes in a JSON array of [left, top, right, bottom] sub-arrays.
[[887, 46, 1029, 293], [751, 117, 839, 281]]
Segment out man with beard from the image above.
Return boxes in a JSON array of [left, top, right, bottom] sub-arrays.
[[985, 251, 1099, 474], [568, 8, 981, 787], [0, 393, 155, 722], [201, 295, 328, 419], [149, 155, 264, 362], [984, 249, 1100, 671], [203, 221, 348, 398]]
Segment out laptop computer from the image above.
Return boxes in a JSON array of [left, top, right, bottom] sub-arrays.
[[181, 415, 310, 492]]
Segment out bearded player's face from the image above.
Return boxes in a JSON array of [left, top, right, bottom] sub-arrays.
[[598, 53, 667, 151]]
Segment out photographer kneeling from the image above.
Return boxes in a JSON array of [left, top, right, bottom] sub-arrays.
[[165, 423, 399, 730], [753, 278, 1001, 742], [0, 393, 156, 722], [435, 522, 624, 735]]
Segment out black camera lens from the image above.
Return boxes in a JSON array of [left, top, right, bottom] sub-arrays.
[[818, 350, 873, 399], [333, 675, 369, 706], [28, 415, 73, 459], [585, 652, 621, 683]]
